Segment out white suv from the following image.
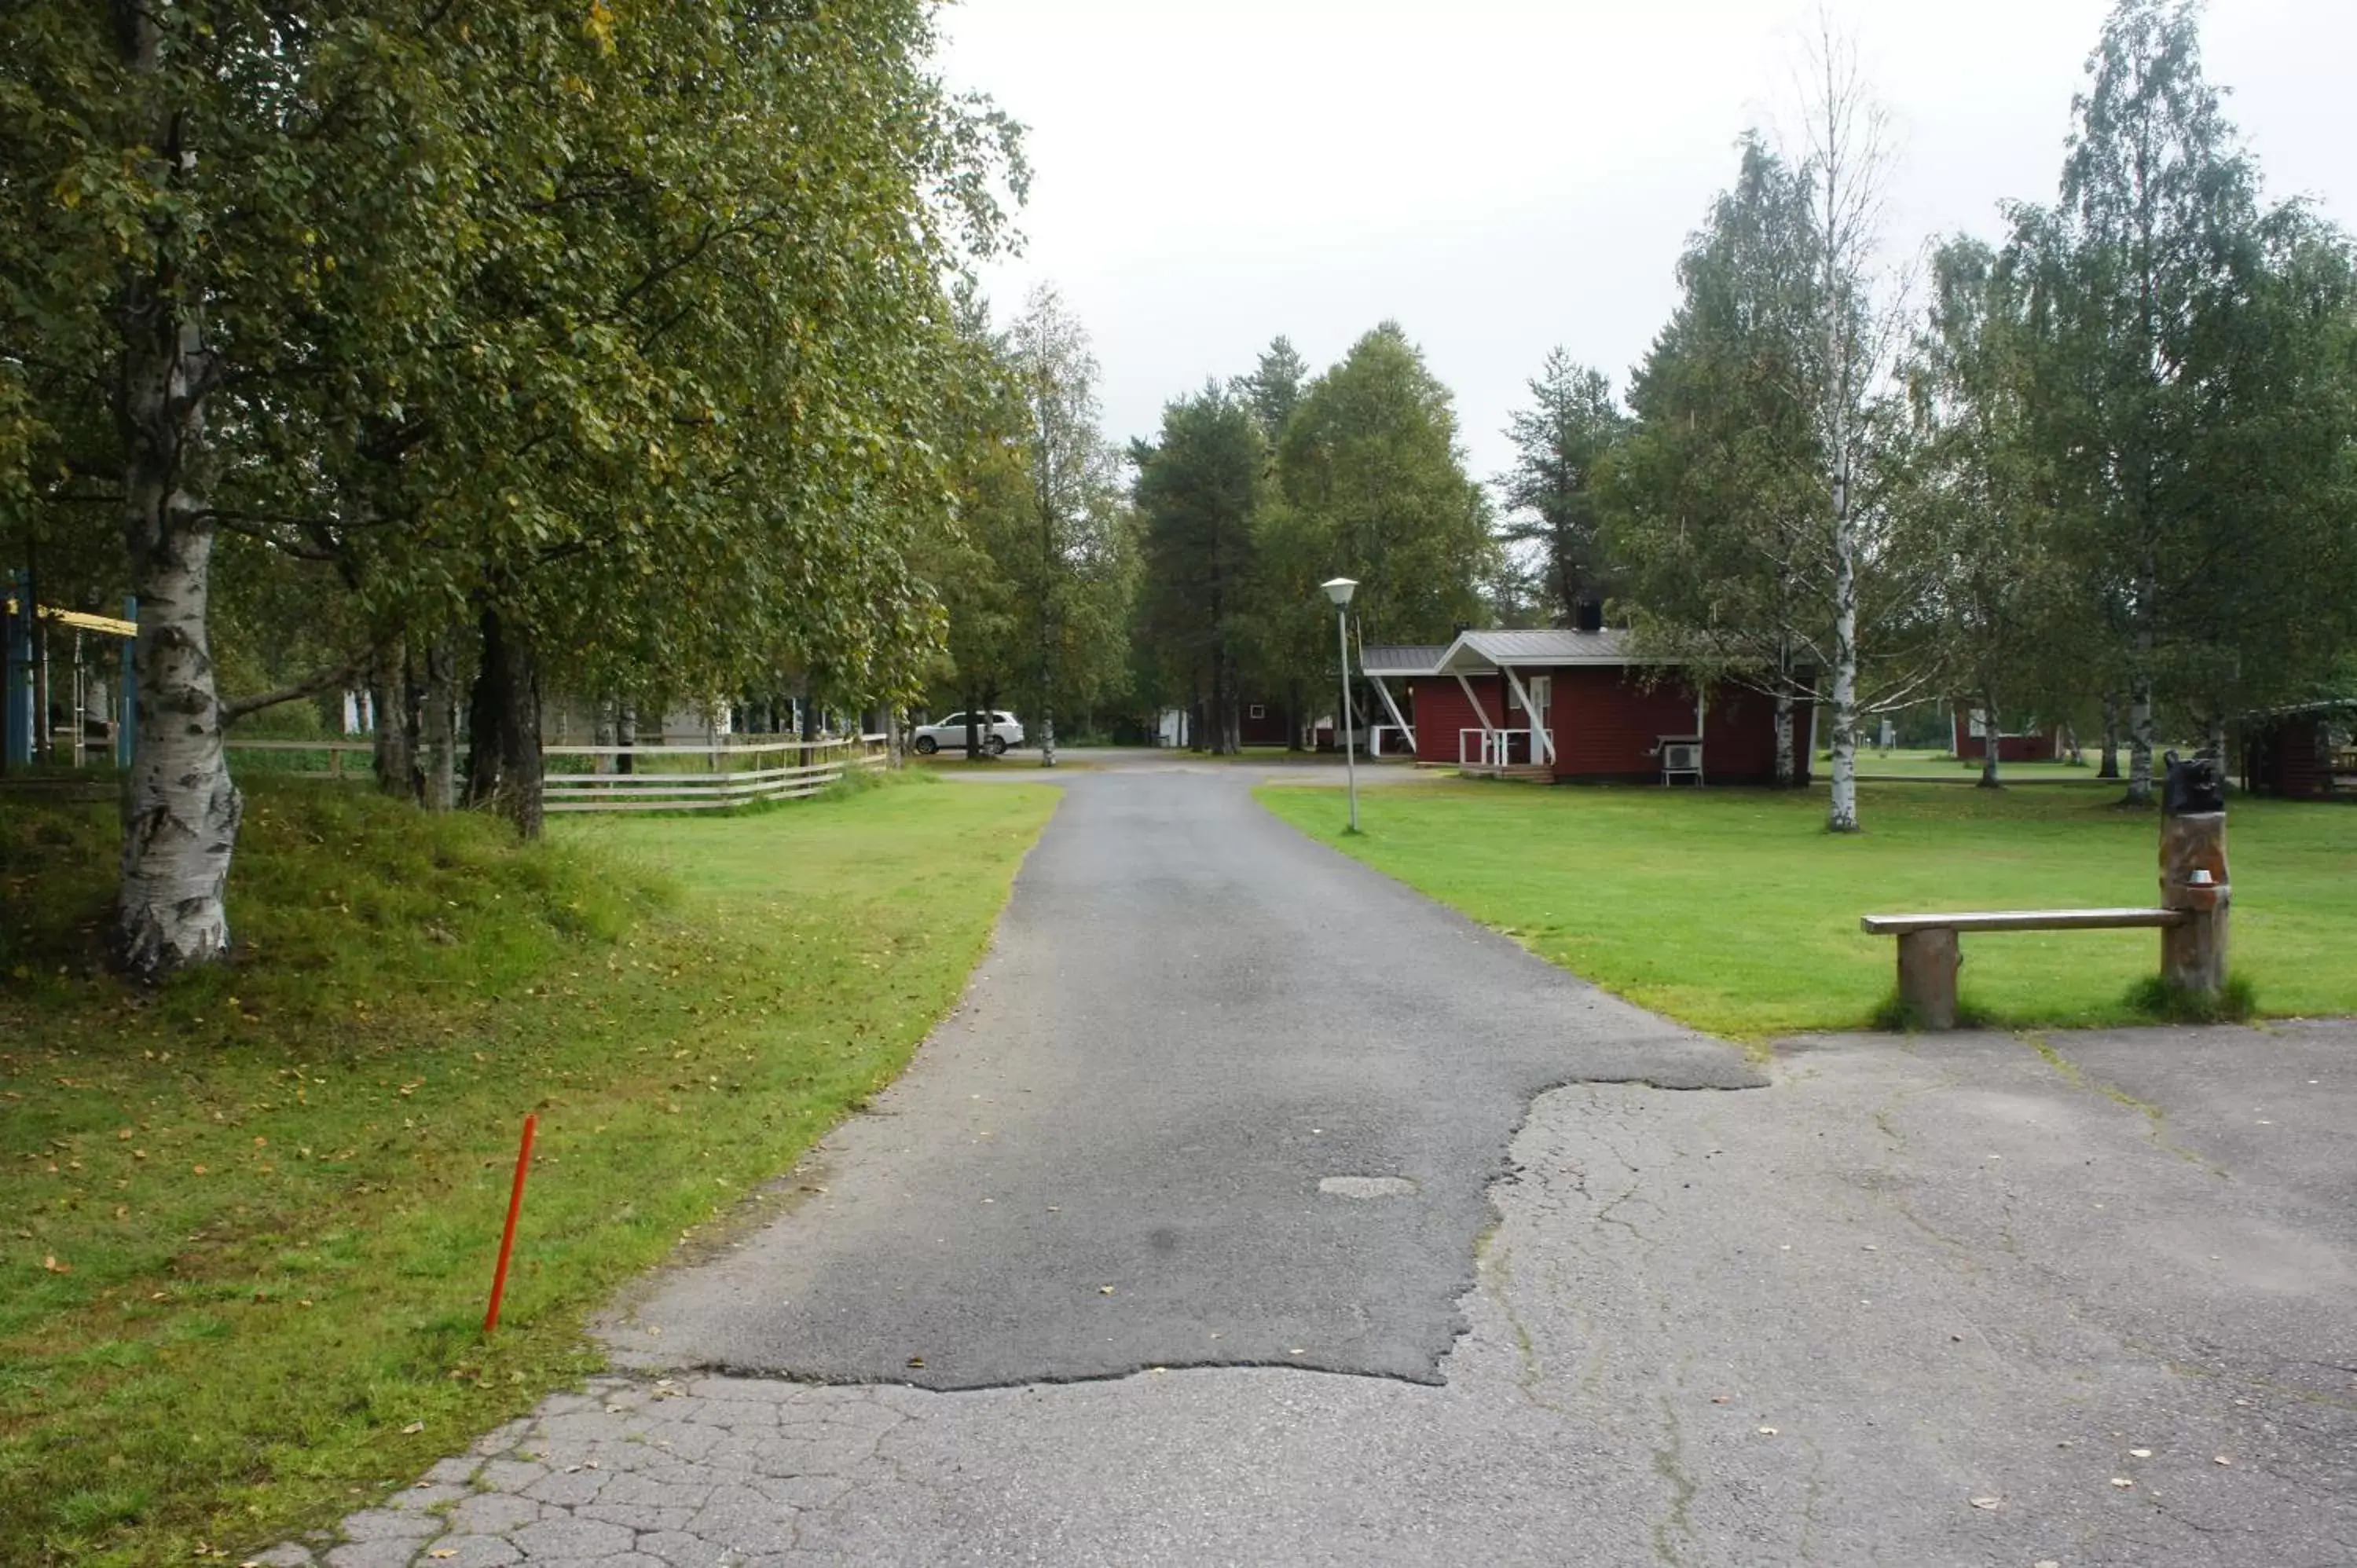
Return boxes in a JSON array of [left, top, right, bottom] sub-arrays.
[[911, 710, 1025, 756]]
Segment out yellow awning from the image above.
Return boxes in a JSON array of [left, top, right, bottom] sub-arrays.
[[2, 599, 137, 638]]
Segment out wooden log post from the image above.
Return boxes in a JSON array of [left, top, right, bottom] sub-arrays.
[[2158, 811, 2229, 997], [1896, 926, 1961, 1031]]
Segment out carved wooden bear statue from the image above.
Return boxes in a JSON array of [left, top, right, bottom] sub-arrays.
[[2161, 750, 2226, 816]]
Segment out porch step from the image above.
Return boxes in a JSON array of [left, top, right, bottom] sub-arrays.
[[1461, 764, 1552, 781]]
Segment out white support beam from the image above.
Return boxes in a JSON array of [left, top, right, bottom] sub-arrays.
[[1499, 665, 1555, 766], [1453, 670, 1499, 735], [1369, 675, 1417, 753]]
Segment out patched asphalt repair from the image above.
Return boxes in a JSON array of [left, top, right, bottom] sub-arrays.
[[599, 767, 1762, 1390]]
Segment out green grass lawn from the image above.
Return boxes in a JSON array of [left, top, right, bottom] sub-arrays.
[[1837, 748, 2092, 782], [0, 772, 1058, 1566], [1257, 778, 2357, 1040]]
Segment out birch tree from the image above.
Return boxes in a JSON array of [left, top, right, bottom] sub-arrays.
[[1795, 17, 1906, 833], [1005, 284, 1129, 764], [1906, 237, 2066, 789], [2033, 0, 2231, 804], [105, 0, 241, 973], [1607, 121, 1937, 812], [2017, 0, 2357, 797]]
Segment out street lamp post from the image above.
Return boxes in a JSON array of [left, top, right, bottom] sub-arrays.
[[1321, 577, 1359, 833]]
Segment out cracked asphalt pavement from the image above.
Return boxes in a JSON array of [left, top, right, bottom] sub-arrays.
[[273, 765, 2357, 1566]]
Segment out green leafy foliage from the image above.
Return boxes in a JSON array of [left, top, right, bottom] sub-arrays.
[[1605, 138, 1832, 782], [2, 0, 1030, 954], [1274, 324, 1492, 651], [2009, 0, 2357, 791], [1134, 387, 1264, 752], [1000, 284, 1135, 753]]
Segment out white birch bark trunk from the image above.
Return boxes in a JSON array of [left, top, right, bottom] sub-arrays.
[[117, 474, 240, 977], [1774, 688, 1795, 787], [2126, 663, 2156, 808], [112, 3, 239, 978], [1827, 515, 1860, 831], [1824, 225, 1861, 833]]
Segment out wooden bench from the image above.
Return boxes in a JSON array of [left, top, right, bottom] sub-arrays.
[[1859, 907, 2190, 1030]]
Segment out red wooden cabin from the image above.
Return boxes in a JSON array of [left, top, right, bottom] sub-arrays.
[[1362, 630, 1809, 785]]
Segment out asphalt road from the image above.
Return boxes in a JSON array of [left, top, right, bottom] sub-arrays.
[[274, 767, 2357, 1568], [603, 765, 1760, 1388]]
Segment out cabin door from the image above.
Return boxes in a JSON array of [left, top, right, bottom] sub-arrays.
[[1527, 676, 1552, 765]]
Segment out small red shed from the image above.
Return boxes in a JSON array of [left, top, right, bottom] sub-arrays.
[[1363, 629, 1809, 785], [1951, 705, 2061, 763], [2242, 701, 2355, 800]]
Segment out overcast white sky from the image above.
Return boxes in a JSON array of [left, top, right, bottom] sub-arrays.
[[940, 0, 2356, 496]]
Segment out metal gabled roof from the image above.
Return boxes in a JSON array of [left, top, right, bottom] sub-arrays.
[[1439, 628, 1636, 672], [1359, 643, 1450, 676]]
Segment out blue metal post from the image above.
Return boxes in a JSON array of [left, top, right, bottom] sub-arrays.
[[4, 571, 32, 769], [117, 596, 138, 770]]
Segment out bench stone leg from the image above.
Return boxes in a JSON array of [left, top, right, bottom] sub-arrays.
[[1896, 928, 1960, 1031]]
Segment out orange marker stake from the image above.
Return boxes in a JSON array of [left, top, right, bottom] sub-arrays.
[[483, 1112, 537, 1334]]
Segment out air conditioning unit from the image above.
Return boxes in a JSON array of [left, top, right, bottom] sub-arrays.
[[1659, 738, 1703, 785]]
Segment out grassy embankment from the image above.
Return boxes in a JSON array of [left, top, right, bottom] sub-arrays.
[[1258, 777, 2357, 1039], [0, 772, 1058, 1566]]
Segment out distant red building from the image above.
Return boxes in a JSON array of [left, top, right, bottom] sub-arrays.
[[2242, 702, 2355, 800], [1950, 705, 2061, 763], [1362, 630, 1810, 785], [1238, 699, 1292, 747]]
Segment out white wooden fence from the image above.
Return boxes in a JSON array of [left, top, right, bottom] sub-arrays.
[[540, 735, 889, 813], [218, 734, 892, 812]]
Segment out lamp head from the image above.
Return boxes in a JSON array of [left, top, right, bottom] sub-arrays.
[[1320, 577, 1358, 609]]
